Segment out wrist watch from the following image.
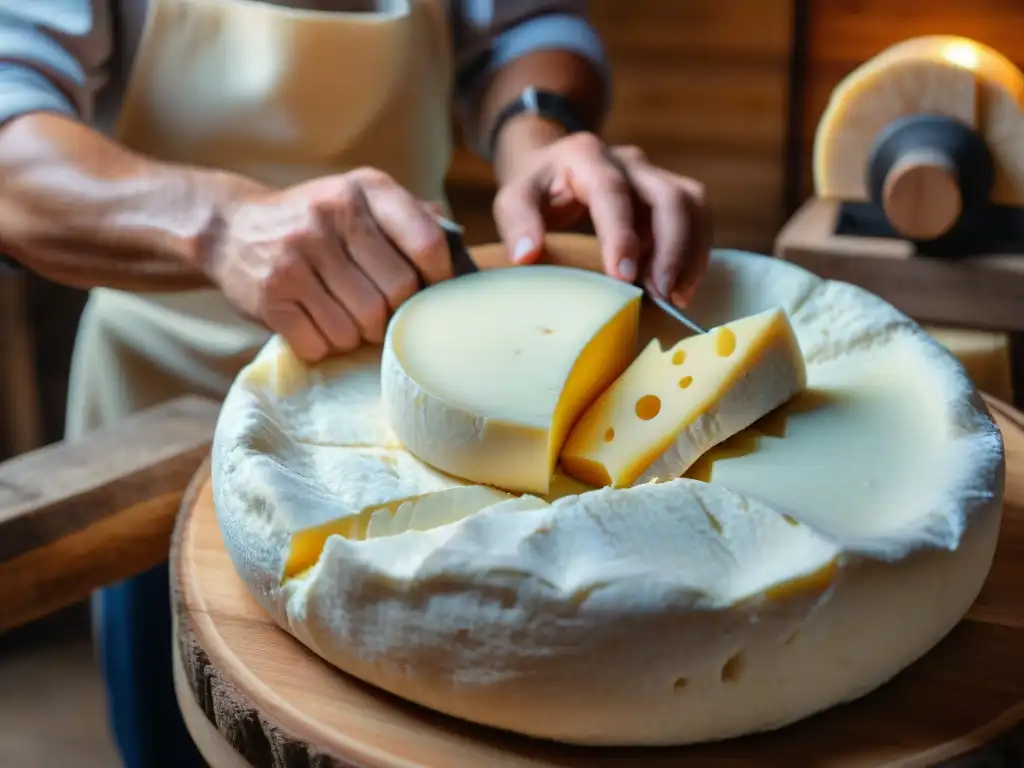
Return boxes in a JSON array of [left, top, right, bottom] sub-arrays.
[[486, 86, 588, 161]]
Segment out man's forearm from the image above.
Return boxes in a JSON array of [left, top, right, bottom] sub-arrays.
[[0, 113, 260, 292], [479, 50, 607, 185]]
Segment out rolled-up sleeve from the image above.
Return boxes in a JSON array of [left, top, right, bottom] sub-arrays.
[[0, 2, 111, 128], [452, 1, 609, 147]]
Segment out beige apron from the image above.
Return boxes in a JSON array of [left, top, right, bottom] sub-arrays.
[[65, 0, 454, 440]]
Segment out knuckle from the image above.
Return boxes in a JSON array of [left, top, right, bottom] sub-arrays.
[[351, 166, 393, 189], [660, 182, 689, 209], [492, 183, 523, 217], [286, 218, 322, 248], [410, 227, 448, 267], [332, 322, 362, 352], [687, 181, 708, 208], [568, 131, 604, 155], [330, 179, 362, 215], [264, 252, 304, 295], [384, 273, 420, 310], [617, 144, 647, 163], [597, 168, 631, 196], [288, 331, 328, 364]]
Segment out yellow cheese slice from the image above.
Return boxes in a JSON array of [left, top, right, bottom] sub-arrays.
[[560, 307, 806, 488], [924, 325, 1013, 403], [284, 484, 520, 579], [381, 265, 642, 495]]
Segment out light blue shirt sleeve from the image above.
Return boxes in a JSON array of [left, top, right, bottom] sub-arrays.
[[451, 1, 610, 152], [0, 2, 105, 127]]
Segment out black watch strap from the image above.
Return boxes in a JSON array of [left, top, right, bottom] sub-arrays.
[[486, 87, 587, 161]]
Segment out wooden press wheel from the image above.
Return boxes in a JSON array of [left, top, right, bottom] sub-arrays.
[[171, 397, 1024, 768]]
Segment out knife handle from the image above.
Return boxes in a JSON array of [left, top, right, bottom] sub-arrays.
[[433, 215, 480, 277]]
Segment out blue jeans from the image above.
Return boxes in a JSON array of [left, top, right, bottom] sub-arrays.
[[97, 563, 206, 768]]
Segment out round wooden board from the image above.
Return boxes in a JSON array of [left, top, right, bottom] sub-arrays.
[[172, 398, 1024, 768]]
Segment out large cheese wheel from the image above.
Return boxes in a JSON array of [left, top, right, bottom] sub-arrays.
[[814, 35, 1024, 207], [211, 252, 1004, 747]]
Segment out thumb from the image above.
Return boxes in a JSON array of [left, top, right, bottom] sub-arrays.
[[493, 176, 549, 265]]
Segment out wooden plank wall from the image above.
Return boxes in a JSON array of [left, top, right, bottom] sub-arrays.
[[797, 0, 1024, 201], [448, 0, 797, 254]]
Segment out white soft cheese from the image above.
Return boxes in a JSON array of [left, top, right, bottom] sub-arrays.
[[211, 251, 1005, 746]]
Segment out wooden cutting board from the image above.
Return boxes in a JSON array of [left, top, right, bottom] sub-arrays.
[[171, 398, 1024, 768]]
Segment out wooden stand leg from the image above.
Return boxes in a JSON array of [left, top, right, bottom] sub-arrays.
[[0, 268, 43, 458], [1010, 332, 1024, 408]]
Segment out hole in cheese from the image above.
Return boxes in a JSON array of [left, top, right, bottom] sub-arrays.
[[635, 394, 661, 421], [671, 349, 686, 365], [603, 427, 615, 442], [561, 308, 807, 489], [715, 327, 737, 357], [721, 652, 744, 683], [672, 677, 689, 692]]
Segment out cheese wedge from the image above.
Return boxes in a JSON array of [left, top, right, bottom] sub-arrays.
[[561, 308, 807, 488], [381, 265, 642, 494]]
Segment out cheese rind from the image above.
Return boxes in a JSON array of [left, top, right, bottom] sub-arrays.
[[212, 248, 1005, 747], [380, 265, 641, 494], [561, 308, 806, 488]]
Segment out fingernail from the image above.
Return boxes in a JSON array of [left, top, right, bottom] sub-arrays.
[[513, 236, 535, 263], [618, 258, 637, 282], [671, 289, 690, 307]]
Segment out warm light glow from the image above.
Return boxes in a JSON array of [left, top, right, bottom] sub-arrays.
[[941, 40, 981, 71]]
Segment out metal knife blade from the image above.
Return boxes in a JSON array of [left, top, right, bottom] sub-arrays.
[[647, 291, 707, 335]]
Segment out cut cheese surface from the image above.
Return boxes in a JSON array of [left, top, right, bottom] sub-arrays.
[[212, 245, 1005, 748], [285, 484, 517, 578], [561, 308, 806, 488], [686, 337, 972, 550], [381, 265, 641, 494]]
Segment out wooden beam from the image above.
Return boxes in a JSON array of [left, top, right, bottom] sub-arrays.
[[0, 395, 219, 631]]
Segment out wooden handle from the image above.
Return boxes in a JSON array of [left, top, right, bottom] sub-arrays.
[[0, 395, 219, 631], [881, 148, 963, 240], [470, 233, 603, 272]]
